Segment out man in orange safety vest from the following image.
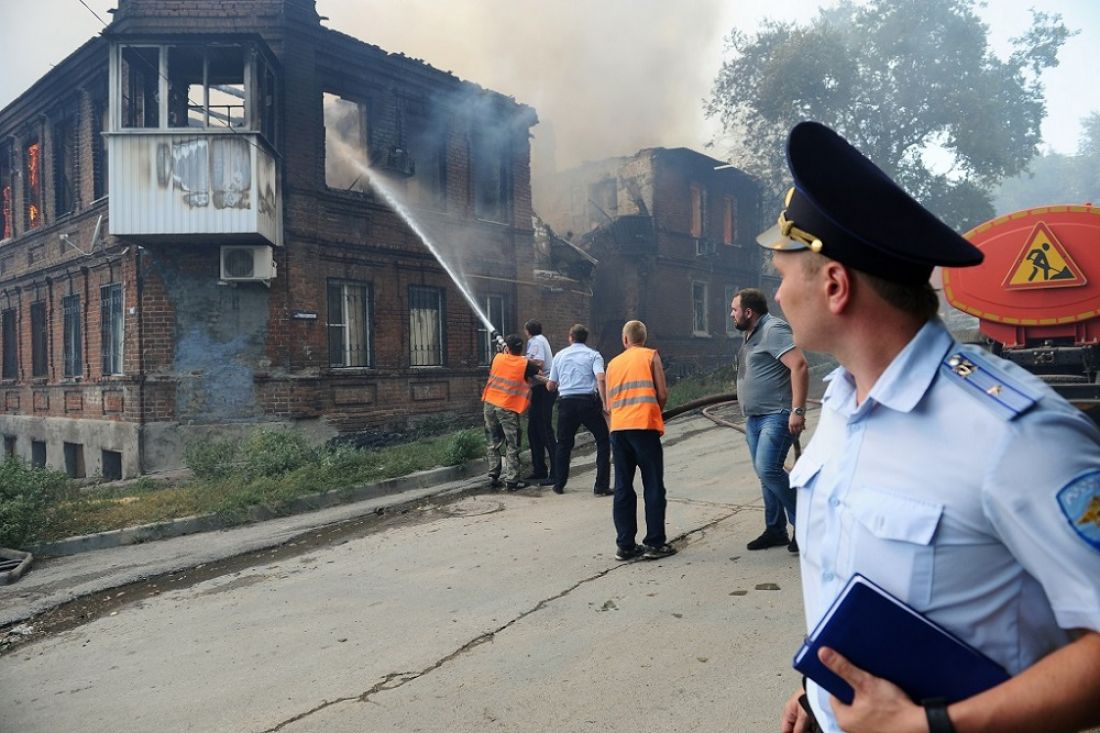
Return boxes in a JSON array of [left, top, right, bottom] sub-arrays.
[[482, 333, 539, 491]]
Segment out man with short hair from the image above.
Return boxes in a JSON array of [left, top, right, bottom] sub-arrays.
[[542, 324, 611, 495], [607, 320, 674, 561], [523, 319, 557, 482], [482, 334, 538, 491], [731, 287, 808, 553], [769, 121, 1100, 733]]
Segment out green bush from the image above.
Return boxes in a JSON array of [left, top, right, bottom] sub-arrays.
[[0, 458, 74, 549], [443, 429, 485, 466], [240, 429, 315, 478], [183, 436, 239, 480]]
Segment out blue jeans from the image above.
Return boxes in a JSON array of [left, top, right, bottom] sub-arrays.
[[611, 430, 666, 549], [745, 411, 797, 536]]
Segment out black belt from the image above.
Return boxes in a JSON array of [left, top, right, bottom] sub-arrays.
[[560, 394, 598, 400]]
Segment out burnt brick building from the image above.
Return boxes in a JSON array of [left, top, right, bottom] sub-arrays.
[[538, 148, 763, 375], [0, 0, 589, 479]]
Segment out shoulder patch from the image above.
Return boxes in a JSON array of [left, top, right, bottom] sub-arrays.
[[1057, 470, 1100, 553], [940, 349, 1039, 421]]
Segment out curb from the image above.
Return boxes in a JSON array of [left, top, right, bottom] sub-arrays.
[[29, 459, 489, 558]]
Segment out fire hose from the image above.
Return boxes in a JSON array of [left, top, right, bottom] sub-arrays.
[[661, 392, 807, 461]]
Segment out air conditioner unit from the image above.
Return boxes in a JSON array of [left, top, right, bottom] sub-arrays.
[[370, 145, 416, 177], [220, 245, 276, 282]]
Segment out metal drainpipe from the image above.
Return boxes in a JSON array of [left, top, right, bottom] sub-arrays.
[[135, 245, 145, 475]]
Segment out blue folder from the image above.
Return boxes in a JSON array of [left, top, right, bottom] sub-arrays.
[[793, 573, 1010, 705]]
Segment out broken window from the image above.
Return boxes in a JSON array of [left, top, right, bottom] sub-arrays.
[[690, 184, 707, 238], [92, 86, 109, 200], [63, 294, 82, 378], [472, 130, 513, 223], [120, 46, 161, 129], [30, 301, 48, 378], [167, 45, 246, 129], [723, 196, 736, 245], [53, 108, 78, 217], [0, 142, 12, 240], [692, 281, 708, 335], [475, 294, 507, 367], [25, 138, 43, 229], [327, 280, 372, 368], [101, 284, 124, 375], [405, 109, 447, 209], [1, 309, 16, 379], [409, 285, 444, 367], [323, 92, 370, 193], [589, 178, 617, 224], [63, 442, 85, 479], [259, 58, 277, 144]]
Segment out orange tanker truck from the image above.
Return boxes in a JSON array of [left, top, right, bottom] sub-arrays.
[[943, 204, 1100, 415]]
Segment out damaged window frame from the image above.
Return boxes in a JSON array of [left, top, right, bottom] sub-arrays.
[[52, 102, 80, 218], [471, 127, 514, 225], [24, 132, 43, 230], [112, 41, 275, 136], [723, 195, 737, 246], [90, 77, 110, 201], [401, 97, 448, 211], [322, 91, 372, 194]]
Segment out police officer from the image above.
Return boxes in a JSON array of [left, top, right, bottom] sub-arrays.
[[542, 324, 611, 495], [763, 122, 1100, 733]]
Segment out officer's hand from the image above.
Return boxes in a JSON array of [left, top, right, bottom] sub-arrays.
[[819, 647, 926, 733], [789, 413, 806, 436], [780, 689, 811, 733]]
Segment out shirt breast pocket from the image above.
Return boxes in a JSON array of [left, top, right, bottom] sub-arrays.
[[847, 487, 943, 608]]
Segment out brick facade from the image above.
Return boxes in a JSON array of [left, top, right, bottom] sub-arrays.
[[538, 148, 762, 375], [0, 0, 590, 478]]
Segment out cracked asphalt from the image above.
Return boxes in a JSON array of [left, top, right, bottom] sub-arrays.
[[0, 410, 808, 732]]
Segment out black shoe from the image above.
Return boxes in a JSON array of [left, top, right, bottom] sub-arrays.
[[642, 543, 677, 560], [552, 485, 564, 494], [524, 473, 548, 481], [593, 487, 613, 496], [505, 480, 529, 492], [788, 538, 799, 554], [746, 531, 789, 551], [538, 476, 557, 486], [489, 477, 502, 489], [615, 544, 646, 561]]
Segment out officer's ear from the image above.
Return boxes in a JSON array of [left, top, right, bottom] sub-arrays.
[[823, 261, 852, 314]]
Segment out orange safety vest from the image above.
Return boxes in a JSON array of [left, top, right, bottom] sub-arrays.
[[482, 353, 531, 414], [607, 346, 664, 434]]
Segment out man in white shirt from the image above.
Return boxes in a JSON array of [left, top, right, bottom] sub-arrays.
[[523, 319, 556, 482]]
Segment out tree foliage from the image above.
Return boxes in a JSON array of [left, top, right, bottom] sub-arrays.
[[994, 111, 1100, 213], [707, 0, 1072, 231]]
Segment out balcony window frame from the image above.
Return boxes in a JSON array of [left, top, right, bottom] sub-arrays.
[[111, 42, 265, 134]]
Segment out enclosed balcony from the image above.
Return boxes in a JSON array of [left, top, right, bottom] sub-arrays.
[[107, 41, 281, 245]]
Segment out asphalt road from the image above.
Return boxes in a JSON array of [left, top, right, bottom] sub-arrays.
[[0, 410, 808, 733]]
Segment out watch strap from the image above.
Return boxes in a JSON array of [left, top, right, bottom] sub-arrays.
[[923, 698, 956, 733]]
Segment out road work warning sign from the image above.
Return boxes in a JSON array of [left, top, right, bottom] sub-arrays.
[[1003, 221, 1086, 290]]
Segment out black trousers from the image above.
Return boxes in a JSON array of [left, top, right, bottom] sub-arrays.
[[611, 430, 665, 549], [527, 384, 557, 478], [553, 394, 610, 491]]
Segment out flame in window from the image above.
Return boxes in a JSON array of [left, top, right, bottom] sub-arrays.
[[27, 143, 40, 227]]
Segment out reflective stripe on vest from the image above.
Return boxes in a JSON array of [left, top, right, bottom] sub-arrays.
[[606, 346, 664, 434], [482, 353, 531, 413]]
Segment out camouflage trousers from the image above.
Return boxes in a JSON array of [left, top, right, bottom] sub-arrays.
[[484, 402, 522, 483]]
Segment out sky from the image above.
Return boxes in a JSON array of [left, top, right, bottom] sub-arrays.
[[1, 0, 1097, 174]]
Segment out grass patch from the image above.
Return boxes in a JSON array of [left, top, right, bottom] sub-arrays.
[[15, 426, 489, 548], [665, 365, 735, 411]]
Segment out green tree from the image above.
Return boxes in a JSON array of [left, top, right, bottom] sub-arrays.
[[994, 111, 1100, 213], [707, 0, 1072, 231]]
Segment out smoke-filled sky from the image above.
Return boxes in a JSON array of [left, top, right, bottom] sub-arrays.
[[2, 0, 1098, 173]]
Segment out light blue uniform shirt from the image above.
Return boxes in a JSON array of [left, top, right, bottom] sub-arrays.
[[792, 320, 1100, 733], [525, 334, 553, 378], [548, 343, 604, 397]]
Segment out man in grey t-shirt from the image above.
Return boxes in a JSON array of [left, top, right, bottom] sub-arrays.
[[732, 288, 809, 553]]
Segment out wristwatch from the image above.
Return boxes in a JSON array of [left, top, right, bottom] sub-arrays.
[[792, 407, 806, 416], [923, 699, 956, 733]]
